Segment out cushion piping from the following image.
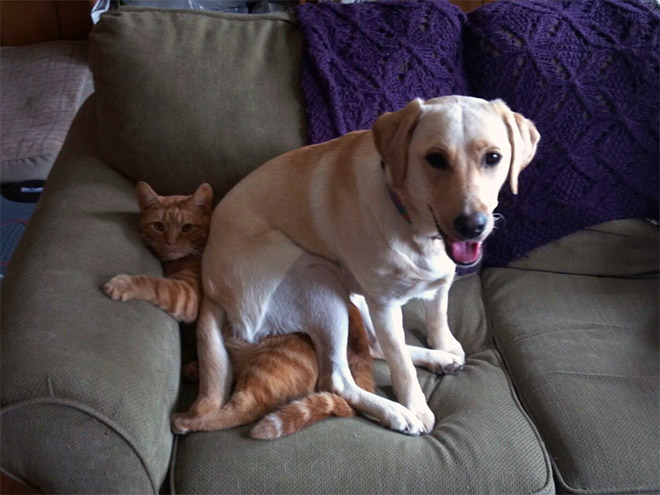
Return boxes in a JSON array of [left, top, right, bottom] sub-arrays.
[[476, 275, 555, 495], [114, 6, 297, 25], [169, 435, 179, 495]]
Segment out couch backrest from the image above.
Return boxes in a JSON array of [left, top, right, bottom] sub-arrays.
[[89, 7, 307, 198]]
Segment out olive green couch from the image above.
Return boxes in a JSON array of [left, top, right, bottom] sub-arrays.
[[1, 8, 657, 495]]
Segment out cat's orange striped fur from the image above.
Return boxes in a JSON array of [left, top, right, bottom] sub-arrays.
[[104, 182, 211, 322], [104, 182, 374, 439]]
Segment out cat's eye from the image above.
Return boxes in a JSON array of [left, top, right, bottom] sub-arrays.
[[485, 152, 502, 167], [425, 153, 449, 170], [152, 222, 165, 232], [181, 224, 193, 233]]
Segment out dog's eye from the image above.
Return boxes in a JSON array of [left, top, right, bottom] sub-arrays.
[[425, 153, 449, 170], [485, 152, 502, 167]]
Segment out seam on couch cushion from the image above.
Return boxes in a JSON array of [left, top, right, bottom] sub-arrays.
[[169, 435, 179, 495], [487, 265, 659, 281], [115, 6, 297, 24], [1, 397, 159, 494], [477, 276, 555, 495]]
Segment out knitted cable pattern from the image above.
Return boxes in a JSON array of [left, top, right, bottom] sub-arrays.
[[296, 0, 659, 267], [296, 0, 467, 144], [465, 0, 659, 266]]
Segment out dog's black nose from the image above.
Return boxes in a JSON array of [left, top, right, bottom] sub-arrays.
[[453, 213, 487, 239]]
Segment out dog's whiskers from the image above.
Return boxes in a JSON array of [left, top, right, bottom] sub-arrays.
[[492, 213, 506, 230]]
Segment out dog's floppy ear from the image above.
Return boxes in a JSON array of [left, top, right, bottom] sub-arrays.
[[372, 98, 424, 187], [492, 100, 540, 195], [136, 181, 161, 211]]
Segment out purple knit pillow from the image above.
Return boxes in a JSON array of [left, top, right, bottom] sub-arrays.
[[465, 0, 660, 267], [296, 0, 467, 144]]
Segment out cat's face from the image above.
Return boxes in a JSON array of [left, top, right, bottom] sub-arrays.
[[136, 182, 213, 261]]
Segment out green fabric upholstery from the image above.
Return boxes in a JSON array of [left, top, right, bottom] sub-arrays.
[[483, 224, 659, 494], [507, 219, 659, 277], [171, 276, 554, 495], [1, 402, 154, 493], [0, 97, 180, 493], [89, 8, 307, 198]]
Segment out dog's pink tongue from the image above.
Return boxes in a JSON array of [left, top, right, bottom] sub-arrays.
[[449, 240, 482, 265]]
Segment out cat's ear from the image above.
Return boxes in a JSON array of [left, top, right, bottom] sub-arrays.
[[136, 182, 161, 211], [192, 183, 213, 211]]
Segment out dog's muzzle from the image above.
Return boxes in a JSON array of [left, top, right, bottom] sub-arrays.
[[428, 205, 483, 267]]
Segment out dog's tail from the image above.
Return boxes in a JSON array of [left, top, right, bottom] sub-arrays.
[[250, 392, 355, 440]]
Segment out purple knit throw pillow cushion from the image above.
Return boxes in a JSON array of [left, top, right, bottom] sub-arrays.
[[465, 0, 659, 267], [296, 0, 467, 144]]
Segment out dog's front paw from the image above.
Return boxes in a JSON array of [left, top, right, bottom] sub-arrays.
[[381, 402, 433, 436], [411, 402, 435, 434], [418, 349, 466, 375], [103, 274, 138, 302], [428, 327, 466, 362]]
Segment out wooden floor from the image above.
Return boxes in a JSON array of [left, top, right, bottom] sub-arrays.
[[1, 474, 38, 495]]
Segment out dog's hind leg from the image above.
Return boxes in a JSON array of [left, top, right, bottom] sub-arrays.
[[288, 258, 429, 436], [171, 297, 233, 434]]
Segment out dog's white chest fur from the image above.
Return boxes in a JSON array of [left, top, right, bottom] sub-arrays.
[[347, 235, 454, 304]]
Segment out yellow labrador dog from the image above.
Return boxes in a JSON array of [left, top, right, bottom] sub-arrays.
[[172, 95, 539, 436]]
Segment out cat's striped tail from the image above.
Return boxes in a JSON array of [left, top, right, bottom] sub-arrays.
[[250, 392, 354, 440]]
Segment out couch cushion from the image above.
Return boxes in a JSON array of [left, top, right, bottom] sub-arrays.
[[0, 40, 93, 183], [89, 8, 307, 198], [0, 97, 179, 493], [171, 275, 554, 495], [464, 0, 659, 267], [482, 224, 659, 493], [508, 219, 659, 277]]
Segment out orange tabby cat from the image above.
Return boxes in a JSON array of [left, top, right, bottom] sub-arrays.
[[221, 302, 374, 439], [104, 182, 374, 439], [104, 181, 212, 322]]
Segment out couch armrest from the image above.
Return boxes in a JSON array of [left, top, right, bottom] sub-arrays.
[[1, 96, 180, 493]]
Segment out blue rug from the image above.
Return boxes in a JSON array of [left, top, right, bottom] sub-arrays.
[[1, 195, 36, 278]]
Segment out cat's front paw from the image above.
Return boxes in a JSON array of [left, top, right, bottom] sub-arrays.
[[103, 274, 138, 302]]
